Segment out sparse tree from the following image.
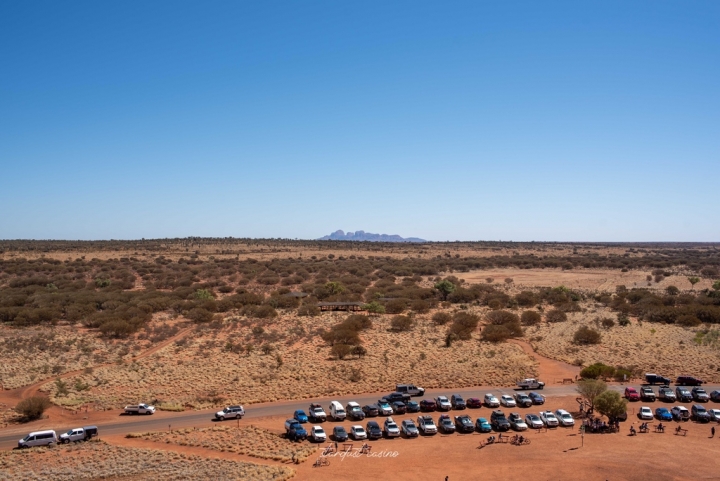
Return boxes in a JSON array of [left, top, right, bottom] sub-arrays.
[[15, 396, 52, 422], [594, 390, 627, 421], [713, 280, 720, 291], [575, 379, 607, 413], [434, 280, 455, 301], [688, 276, 700, 290], [331, 343, 352, 360]]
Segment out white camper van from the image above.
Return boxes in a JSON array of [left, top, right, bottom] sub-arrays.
[[18, 430, 58, 448], [329, 401, 347, 421]]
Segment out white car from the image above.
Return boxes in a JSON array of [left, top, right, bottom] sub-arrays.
[[500, 395, 517, 408], [708, 409, 720, 422], [540, 411, 559, 427], [555, 409, 575, 427], [350, 425, 367, 440], [484, 393, 500, 407], [638, 407, 653, 420], [435, 396, 452, 411], [310, 425, 326, 442], [525, 413, 544, 429], [384, 417, 401, 437]]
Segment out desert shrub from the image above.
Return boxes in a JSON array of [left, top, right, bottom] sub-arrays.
[[617, 313, 630, 326], [546, 309, 567, 323], [15, 396, 52, 421], [331, 343, 352, 360], [267, 295, 300, 309], [481, 324, 513, 343], [676, 314, 701, 327], [520, 310, 541, 326], [99, 319, 135, 338], [411, 299, 431, 313], [515, 291, 538, 307], [297, 304, 320, 317], [486, 310, 519, 325], [343, 314, 373, 331], [600, 317, 615, 329], [363, 301, 386, 314], [249, 305, 278, 319], [580, 362, 616, 380], [390, 315, 415, 332], [384, 299, 407, 314], [432, 312, 452, 325], [434, 279, 456, 300], [573, 326, 601, 345], [187, 308, 214, 323], [448, 312, 480, 340], [194, 289, 214, 300]]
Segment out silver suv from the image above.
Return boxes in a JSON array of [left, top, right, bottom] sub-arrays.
[[396, 384, 425, 396], [215, 405, 245, 420]]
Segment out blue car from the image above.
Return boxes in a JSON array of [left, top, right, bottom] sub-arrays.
[[655, 407, 672, 421], [528, 392, 545, 405], [475, 417, 492, 433], [405, 401, 420, 413], [294, 410, 308, 423]]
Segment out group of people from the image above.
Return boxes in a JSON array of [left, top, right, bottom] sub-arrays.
[[583, 417, 619, 433]]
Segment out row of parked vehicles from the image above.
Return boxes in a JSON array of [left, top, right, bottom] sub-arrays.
[[638, 404, 720, 423], [284, 407, 577, 442], [17, 426, 98, 448], [624, 385, 720, 403]]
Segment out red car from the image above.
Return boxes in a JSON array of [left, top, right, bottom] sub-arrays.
[[624, 387, 640, 401], [420, 399, 437, 412], [466, 397, 482, 408]]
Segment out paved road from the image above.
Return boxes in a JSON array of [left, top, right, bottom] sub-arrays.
[[2, 383, 718, 449]]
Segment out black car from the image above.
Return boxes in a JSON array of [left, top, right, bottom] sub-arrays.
[[405, 400, 421, 413], [640, 387, 656, 402], [362, 404, 379, 417], [451, 394, 467, 410], [514, 393, 533, 408], [528, 392, 545, 405], [645, 373, 671, 385], [383, 392, 411, 403], [490, 409, 510, 432], [676, 376, 703, 386], [691, 404, 711, 423], [332, 426, 348, 442], [391, 401, 407, 414], [454, 415, 474, 433], [366, 420, 383, 440], [710, 390, 720, 402], [676, 387, 693, 403]]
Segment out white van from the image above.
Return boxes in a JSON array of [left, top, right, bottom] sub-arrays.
[[329, 401, 346, 421], [18, 430, 57, 448]]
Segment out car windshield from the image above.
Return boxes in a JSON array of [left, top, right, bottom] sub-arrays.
[[388, 423, 398, 429], [438, 397, 448, 402]]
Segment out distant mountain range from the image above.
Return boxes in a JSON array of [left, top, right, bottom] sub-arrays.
[[317, 230, 426, 243]]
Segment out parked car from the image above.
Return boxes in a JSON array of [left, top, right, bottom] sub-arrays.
[[391, 401, 407, 414], [365, 421, 382, 440], [528, 392, 545, 405], [215, 405, 245, 421], [708, 409, 720, 422], [417, 415, 438, 435], [624, 387, 640, 401], [508, 412, 528, 431], [556, 409, 575, 427], [514, 393, 533, 408], [437, 414, 456, 434], [658, 386, 676, 402], [396, 383, 425, 396], [671, 406, 690, 421], [655, 407, 673, 421], [638, 407, 653, 420], [451, 394, 467, 410], [676, 387, 693, 403], [384, 417, 401, 437], [59, 426, 97, 443], [377, 400, 394, 416], [692, 387, 709, 402], [124, 404, 155, 415], [310, 425, 327, 442], [484, 393, 500, 408], [293, 409, 308, 423], [435, 395, 452, 411], [639, 387, 656, 402], [525, 413, 544, 429], [691, 404, 711, 422], [540, 411, 559, 427], [490, 410, 511, 431], [362, 404, 379, 417], [350, 425, 368, 440], [420, 399, 437, 412], [332, 426, 348, 442], [401, 419, 419, 437], [645, 373, 671, 385], [329, 401, 346, 421], [308, 403, 327, 422], [467, 397, 482, 409], [676, 376, 703, 386], [710, 390, 720, 402], [475, 417, 492, 433], [517, 378, 545, 390], [346, 402, 365, 420], [500, 395, 517, 408], [405, 400, 421, 413], [18, 430, 57, 448], [454, 415, 474, 433], [383, 392, 411, 403], [285, 420, 308, 441]]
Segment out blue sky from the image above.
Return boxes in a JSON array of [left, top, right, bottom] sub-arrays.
[[1, 1, 718, 241]]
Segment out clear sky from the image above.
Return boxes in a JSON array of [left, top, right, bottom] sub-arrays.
[[1, 1, 718, 242]]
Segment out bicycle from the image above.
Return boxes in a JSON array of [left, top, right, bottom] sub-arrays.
[[313, 457, 330, 467]]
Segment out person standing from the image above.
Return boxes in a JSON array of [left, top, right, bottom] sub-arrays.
[[712, 426, 715, 438]]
